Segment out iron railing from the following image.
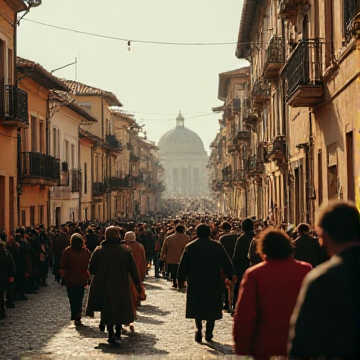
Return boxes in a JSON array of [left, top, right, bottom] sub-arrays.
[[0, 83, 29, 124], [247, 155, 264, 174], [105, 134, 122, 151], [233, 169, 247, 182], [221, 165, 232, 182], [21, 152, 60, 182], [252, 79, 271, 101], [265, 37, 285, 66], [234, 130, 251, 143], [344, 0, 360, 39], [281, 40, 324, 101], [92, 182, 105, 196]]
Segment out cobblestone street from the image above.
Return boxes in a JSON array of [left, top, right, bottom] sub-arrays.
[[0, 271, 236, 360]]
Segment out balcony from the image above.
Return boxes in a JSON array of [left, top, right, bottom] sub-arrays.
[[158, 182, 166, 192], [233, 169, 247, 183], [233, 130, 251, 144], [263, 37, 285, 79], [242, 108, 259, 127], [228, 143, 237, 153], [21, 152, 60, 186], [252, 79, 271, 105], [130, 153, 140, 162], [269, 135, 287, 162], [344, 0, 360, 42], [0, 84, 29, 127], [70, 169, 82, 193], [105, 134, 122, 151], [247, 155, 265, 175], [259, 142, 270, 163], [232, 98, 241, 113], [105, 176, 133, 190], [92, 182, 105, 196], [221, 165, 232, 184], [278, 0, 307, 21], [281, 40, 324, 107]]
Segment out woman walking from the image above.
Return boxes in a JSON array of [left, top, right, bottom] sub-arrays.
[[60, 233, 91, 326]]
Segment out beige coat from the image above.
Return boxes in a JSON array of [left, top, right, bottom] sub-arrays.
[[160, 232, 189, 265]]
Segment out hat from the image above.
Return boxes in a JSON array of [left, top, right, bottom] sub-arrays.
[[105, 226, 120, 239], [15, 227, 24, 235], [124, 231, 136, 242]]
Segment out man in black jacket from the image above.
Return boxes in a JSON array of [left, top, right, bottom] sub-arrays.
[[289, 200, 360, 359]]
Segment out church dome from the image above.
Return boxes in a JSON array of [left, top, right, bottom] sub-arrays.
[[158, 112, 206, 154]]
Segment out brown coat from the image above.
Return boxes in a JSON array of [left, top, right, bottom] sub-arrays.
[[85, 239, 140, 326], [53, 233, 70, 267], [126, 241, 147, 281], [60, 246, 91, 287], [160, 232, 190, 265]]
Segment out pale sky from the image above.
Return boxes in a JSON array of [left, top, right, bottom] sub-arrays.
[[18, 0, 248, 153]]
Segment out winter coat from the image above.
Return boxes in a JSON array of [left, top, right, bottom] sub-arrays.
[[289, 246, 360, 359], [248, 237, 263, 266], [232, 231, 254, 281], [233, 257, 312, 357], [85, 239, 141, 326], [293, 234, 324, 268], [160, 232, 190, 265], [60, 246, 91, 287], [0, 247, 16, 292], [53, 233, 70, 267], [219, 232, 238, 259], [126, 241, 147, 281], [85, 232, 100, 253], [178, 237, 234, 320]]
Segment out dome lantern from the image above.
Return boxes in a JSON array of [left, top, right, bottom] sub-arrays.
[[176, 111, 185, 128]]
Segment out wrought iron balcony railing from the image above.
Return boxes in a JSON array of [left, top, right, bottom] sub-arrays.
[[130, 153, 140, 162], [281, 40, 324, 107], [233, 169, 247, 183], [252, 79, 271, 104], [233, 130, 251, 143], [263, 37, 285, 79], [92, 182, 105, 196], [344, 0, 360, 42], [0, 84, 29, 127], [221, 165, 232, 183], [269, 135, 287, 162], [105, 134, 122, 151], [247, 155, 265, 175], [21, 152, 60, 185]]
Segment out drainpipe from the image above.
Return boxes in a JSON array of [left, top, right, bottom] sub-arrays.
[[46, 93, 51, 227], [78, 124, 81, 221]]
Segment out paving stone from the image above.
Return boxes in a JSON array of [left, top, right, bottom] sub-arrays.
[[0, 270, 238, 360]]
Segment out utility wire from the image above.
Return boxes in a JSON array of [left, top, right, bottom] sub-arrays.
[[140, 113, 215, 122], [22, 18, 256, 46]]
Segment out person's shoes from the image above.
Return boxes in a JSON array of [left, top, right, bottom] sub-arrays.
[[114, 325, 122, 340], [129, 324, 135, 333], [6, 302, 15, 309], [18, 294, 28, 301], [107, 336, 119, 345], [223, 304, 229, 310], [195, 330, 202, 343], [205, 333, 213, 342], [74, 319, 82, 326]]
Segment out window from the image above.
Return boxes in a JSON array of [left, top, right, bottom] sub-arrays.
[[30, 206, 35, 226], [7, 48, 13, 84], [52, 127, 57, 156], [21, 210, 26, 227], [22, 128, 28, 152], [71, 144, 75, 169], [31, 115, 37, 152], [318, 150, 323, 206], [78, 102, 91, 114], [38, 205, 44, 225], [95, 156, 99, 182], [39, 121, 44, 154], [64, 140, 69, 163], [84, 162, 88, 194], [106, 119, 111, 135]]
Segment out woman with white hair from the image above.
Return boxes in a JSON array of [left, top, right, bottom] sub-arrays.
[[124, 231, 147, 331]]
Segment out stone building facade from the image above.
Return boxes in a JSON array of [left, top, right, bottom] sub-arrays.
[[158, 112, 209, 197]]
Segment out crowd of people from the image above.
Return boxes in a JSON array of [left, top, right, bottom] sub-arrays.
[[0, 199, 359, 358]]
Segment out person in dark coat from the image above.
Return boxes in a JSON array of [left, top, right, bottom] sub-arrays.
[[292, 223, 324, 268], [60, 233, 91, 326], [0, 238, 16, 319], [85, 226, 141, 344], [52, 227, 70, 283], [178, 224, 234, 343], [232, 218, 254, 305], [85, 227, 100, 253], [289, 200, 360, 359]]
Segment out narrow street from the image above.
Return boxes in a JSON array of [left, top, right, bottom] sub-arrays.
[[0, 272, 235, 360]]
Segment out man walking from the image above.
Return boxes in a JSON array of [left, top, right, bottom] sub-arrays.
[[86, 226, 141, 344], [289, 200, 360, 359], [178, 224, 234, 343], [160, 224, 189, 288]]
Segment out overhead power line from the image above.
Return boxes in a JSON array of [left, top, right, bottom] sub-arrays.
[[140, 113, 215, 122], [22, 19, 256, 46]]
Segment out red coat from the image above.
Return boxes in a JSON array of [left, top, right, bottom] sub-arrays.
[[233, 257, 312, 357]]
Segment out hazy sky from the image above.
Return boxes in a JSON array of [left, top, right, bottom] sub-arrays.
[[18, 0, 248, 153]]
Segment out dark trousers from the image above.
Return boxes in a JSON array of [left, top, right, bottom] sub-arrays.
[[0, 290, 5, 317], [167, 263, 179, 286], [153, 251, 159, 276], [6, 283, 15, 306], [66, 286, 85, 321], [195, 319, 215, 335]]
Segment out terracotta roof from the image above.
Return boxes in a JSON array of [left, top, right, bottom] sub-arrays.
[[62, 79, 122, 107], [235, 0, 259, 59], [17, 57, 69, 92], [218, 67, 250, 101], [50, 91, 97, 123], [111, 109, 136, 124], [6, 0, 27, 12]]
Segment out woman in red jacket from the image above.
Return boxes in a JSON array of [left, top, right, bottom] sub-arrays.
[[60, 233, 91, 326], [233, 228, 312, 358]]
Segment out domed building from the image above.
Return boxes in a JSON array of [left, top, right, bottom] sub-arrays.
[[158, 112, 209, 197]]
